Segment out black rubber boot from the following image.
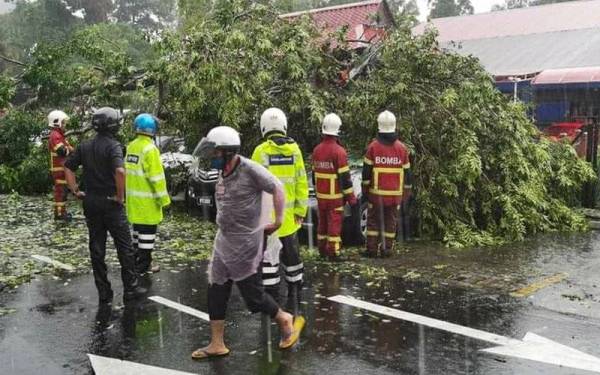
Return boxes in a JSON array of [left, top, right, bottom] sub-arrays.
[[123, 286, 148, 303]]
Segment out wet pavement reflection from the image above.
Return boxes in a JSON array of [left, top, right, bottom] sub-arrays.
[[3, 232, 600, 374]]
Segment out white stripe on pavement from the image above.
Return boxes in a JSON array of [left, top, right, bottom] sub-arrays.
[[329, 294, 519, 346], [88, 354, 196, 375], [149, 296, 209, 321], [329, 295, 600, 373], [31, 255, 75, 271]]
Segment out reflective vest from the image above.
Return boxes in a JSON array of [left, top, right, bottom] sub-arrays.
[[48, 128, 72, 184], [363, 138, 410, 206], [252, 134, 309, 237], [125, 135, 171, 225], [311, 136, 355, 210]]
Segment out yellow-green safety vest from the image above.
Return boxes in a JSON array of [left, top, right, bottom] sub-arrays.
[[125, 135, 171, 225], [252, 134, 309, 238]]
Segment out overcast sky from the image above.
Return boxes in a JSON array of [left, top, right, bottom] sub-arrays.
[[0, 0, 501, 22], [0, 1, 15, 14], [416, 0, 502, 21]]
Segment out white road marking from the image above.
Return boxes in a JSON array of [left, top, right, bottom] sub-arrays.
[[149, 295, 209, 321], [31, 254, 75, 271], [329, 295, 517, 346], [329, 294, 600, 373], [88, 354, 196, 375]]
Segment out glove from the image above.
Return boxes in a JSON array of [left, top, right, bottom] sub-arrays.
[[347, 194, 358, 207]]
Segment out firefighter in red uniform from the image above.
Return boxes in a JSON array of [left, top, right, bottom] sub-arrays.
[[47, 110, 74, 221], [361, 111, 411, 258], [312, 113, 357, 261]]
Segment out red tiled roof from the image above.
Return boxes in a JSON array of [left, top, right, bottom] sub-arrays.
[[281, 0, 390, 48]]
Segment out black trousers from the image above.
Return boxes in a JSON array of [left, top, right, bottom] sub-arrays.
[[83, 195, 139, 300], [261, 233, 304, 310], [208, 273, 279, 320], [132, 224, 157, 273]]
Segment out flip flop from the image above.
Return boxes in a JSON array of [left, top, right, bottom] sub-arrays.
[[191, 348, 230, 360], [279, 316, 306, 349]]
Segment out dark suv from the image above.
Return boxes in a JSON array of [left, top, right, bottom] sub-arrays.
[[186, 164, 219, 220]]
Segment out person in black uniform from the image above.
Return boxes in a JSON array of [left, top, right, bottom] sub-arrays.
[[64, 107, 146, 305]]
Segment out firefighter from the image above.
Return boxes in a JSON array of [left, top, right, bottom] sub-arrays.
[[361, 111, 411, 258], [311, 113, 357, 261], [191, 126, 298, 359], [125, 114, 171, 275], [47, 110, 74, 221], [64, 107, 146, 304], [252, 107, 309, 313]]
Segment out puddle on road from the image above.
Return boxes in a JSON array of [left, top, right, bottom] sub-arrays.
[[2, 195, 600, 374]]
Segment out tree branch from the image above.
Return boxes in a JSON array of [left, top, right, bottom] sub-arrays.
[[345, 39, 373, 44], [0, 54, 26, 67], [97, 35, 124, 51], [93, 66, 106, 74]]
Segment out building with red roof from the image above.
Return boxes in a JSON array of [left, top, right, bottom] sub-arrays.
[[280, 0, 394, 49]]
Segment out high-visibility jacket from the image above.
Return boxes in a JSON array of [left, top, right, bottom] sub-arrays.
[[362, 135, 410, 206], [252, 133, 309, 237], [48, 128, 73, 183], [125, 135, 171, 225], [311, 136, 356, 210]]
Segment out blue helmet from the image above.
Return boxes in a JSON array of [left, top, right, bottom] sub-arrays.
[[134, 113, 158, 136]]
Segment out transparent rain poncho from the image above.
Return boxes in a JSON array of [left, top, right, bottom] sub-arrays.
[[207, 157, 282, 285], [260, 192, 283, 267]]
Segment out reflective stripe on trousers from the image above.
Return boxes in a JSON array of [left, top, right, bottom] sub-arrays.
[[132, 223, 157, 273], [366, 204, 399, 254]]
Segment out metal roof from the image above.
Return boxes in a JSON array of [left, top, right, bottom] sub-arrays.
[[532, 66, 600, 87], [442, 27, 600, 76], [413, 0, 600, 43]]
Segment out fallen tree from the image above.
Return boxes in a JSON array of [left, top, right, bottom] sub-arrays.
[[0, 0, 595, 247], [343, 28, 596, 246]]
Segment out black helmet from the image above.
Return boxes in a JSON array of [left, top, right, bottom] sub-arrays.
[[92, 107, 122, 133]]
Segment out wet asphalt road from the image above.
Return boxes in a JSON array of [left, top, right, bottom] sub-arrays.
[[3, 231, 600, 374]]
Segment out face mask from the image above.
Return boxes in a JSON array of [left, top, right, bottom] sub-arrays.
[[210, 156, 225, 170]]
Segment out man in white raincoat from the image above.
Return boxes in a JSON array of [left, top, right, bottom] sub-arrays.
[[191, 126, 299, 360]]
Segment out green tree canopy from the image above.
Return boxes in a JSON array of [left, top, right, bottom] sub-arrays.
[[344, 29, 594, 246], [429, 0, 473, 18], [0, 0, 594, 247], [154, 0, 341, 152]]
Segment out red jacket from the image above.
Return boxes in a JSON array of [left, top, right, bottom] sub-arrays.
[[48, 128, 73, 176], [312, 136, 356, 210], [362, 136, 410, 206]]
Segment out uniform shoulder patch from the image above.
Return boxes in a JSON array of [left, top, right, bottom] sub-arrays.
[[126, 154, 140, 164]]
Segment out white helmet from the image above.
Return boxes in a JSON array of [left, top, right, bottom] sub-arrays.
[[207, 126, 241, 149], [260, 107, 287, 137], [322, 113, 342, 136], [48, 110, 69, 129], [193, 126, 241, 158], [377, 110, 396, 133]]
